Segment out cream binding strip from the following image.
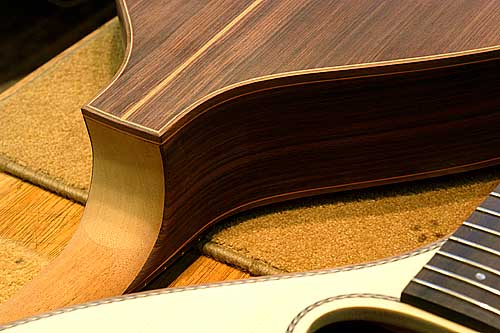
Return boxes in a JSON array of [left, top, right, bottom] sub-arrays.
[[1, 242, 449, 332]]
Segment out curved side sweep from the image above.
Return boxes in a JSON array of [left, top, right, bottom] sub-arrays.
[[0, 119, 164, 323]]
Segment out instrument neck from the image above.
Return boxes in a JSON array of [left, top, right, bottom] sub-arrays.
[[402, 185, 500, 333]]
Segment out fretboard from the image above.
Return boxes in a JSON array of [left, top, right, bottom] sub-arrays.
[[402, 185, 500, 332]]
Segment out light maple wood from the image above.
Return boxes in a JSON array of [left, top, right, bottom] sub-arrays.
[[0, 171, 249, 323]]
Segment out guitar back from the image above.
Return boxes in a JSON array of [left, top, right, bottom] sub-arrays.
[[90, 0, 500, 130]]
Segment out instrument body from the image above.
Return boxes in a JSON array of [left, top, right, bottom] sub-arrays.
[[84, 0, 500, 291], [1, 0, 500, 326], [0, 243, 480, 332]]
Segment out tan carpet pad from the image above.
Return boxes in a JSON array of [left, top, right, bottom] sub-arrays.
[[208, 171, 499, 272], [0, 19, 123, 201], [1, 18, 498, 279]]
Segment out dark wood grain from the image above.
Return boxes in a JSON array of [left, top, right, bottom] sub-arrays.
[[4, 0, 500, 324], [126, 49, 500, 289], [89, 0, 500, 131], [88, 0, 254, 116], [86, 0, 500, 299]]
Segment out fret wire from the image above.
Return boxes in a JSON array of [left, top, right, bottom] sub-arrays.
[[476, 206, 500, 218], [411, 278, 500, 316], [449, 236, 500, 257], [490, 191, 500, 199], [424, 264, 500, 296], [437, 250, 500, 276], [463, 221, 500, 237]]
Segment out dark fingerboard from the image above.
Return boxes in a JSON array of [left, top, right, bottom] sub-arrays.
[[402, 185, 500, 332]]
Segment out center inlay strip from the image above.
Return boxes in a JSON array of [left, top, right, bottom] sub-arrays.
[[121, 0, 265, 120]]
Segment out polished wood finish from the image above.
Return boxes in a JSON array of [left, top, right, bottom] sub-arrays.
[[2, 0, 500, 326], [90, 0, 500, 290], [135, 53, 500, 286], [90, 0, 500, 130]]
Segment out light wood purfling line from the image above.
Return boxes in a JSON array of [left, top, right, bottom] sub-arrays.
[[0, 119, 165, 324], [120, 0, 263, 120]]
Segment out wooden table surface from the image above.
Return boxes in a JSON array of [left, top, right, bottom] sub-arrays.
[[0, 171, 250, 300]]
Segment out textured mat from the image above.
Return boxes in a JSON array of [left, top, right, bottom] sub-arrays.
[[207, 171, 499, 273], [0, 19, 123, 202], [1, 18, 499, 278]]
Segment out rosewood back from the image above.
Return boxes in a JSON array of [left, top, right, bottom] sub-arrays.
[[87, 0, 500, 133], [1, 0, 500, 325]]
